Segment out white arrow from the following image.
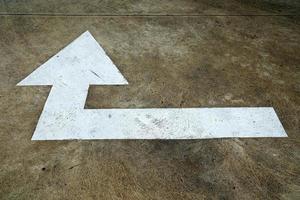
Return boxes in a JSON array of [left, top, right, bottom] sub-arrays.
[[18, 31, 287, 140]]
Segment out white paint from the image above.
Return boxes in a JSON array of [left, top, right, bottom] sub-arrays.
[[18, 31, 287, 140]]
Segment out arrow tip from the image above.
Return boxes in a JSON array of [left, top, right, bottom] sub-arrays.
[[17, 30, 129, 86]]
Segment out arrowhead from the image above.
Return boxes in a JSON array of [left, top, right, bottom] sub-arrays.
[[17, 31, 128, 86]]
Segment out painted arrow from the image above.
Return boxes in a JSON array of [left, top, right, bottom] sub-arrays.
[[18, 31, 287, 140]]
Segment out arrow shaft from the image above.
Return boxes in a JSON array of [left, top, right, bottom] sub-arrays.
[[44, 84, 89, 111], [33, 85, 89, 137], [32, 107, 286, 140], [32, 86, 287, 140]]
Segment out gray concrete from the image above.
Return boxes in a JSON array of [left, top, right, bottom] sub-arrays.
[[0, 1, 299, 199]]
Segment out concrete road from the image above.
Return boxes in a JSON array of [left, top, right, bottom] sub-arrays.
[[0, 1, 299, 199]]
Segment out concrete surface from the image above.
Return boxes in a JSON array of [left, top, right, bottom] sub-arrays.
[[0, 0, 299, 15], [0, 0, 299, 199]]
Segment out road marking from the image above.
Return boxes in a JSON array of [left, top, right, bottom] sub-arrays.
[[18, 31, 287, 140]]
